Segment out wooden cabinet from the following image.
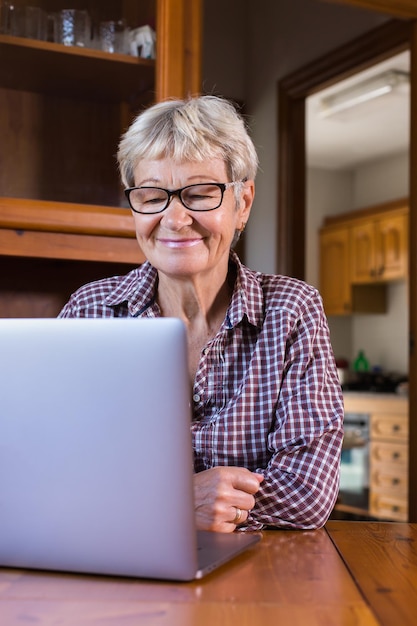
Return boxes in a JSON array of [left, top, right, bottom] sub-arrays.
[[319, 225, 352, 315], [343, 393, 409, 522], [350, 211, 408, 284], [319, 199, 408, 316], [369, 409, 409, 521], [0, 0, 202, 317]]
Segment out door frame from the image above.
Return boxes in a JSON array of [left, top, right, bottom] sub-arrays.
[[277, 19, 411, 278], [276, 17, 417, 522]]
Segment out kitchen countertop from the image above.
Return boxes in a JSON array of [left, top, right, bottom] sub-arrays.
[[343, 390, 406, 398], [343, 391, 408, 413]]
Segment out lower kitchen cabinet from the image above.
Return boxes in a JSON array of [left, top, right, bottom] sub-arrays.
[[369, 411, 409, 521], [343, 393, 409, 521]]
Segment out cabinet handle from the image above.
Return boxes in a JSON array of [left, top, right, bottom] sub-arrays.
[[392, 451, 401, 460], [392, 424, 401, 433], [392, 477, 400, 486], [377, 266, 385, 276], [392, 505, 400, 513], [370, 268, 376, 277]]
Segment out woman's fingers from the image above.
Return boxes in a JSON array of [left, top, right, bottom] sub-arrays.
[[194, 466, 263, 532]]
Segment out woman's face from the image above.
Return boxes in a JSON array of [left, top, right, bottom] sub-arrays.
[[130, 157, 254, 281]]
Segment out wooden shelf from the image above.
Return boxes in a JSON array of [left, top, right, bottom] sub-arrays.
[[0, 197, 145, 264], [0, 35, 155, 102], [0, 197, 135, 237]]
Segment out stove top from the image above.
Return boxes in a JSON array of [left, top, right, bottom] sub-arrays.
[[342, 371, 407, 394]]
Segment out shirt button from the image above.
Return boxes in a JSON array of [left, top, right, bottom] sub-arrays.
[[193, 393, 201, 403], [203, 348, 209, 355]]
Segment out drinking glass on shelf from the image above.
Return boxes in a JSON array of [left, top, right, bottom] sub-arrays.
[[99, 19, 128, 54], [58, 9, 91, 48], [46, 12, 59, 43], [0, 1, 14, 35], [9, 5, 47, 40]]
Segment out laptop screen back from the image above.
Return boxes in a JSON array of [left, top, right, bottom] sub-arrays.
[[0, 317, 199, 580]]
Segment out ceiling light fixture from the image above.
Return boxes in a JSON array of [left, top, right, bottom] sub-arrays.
[[318, 69, 409, 119]]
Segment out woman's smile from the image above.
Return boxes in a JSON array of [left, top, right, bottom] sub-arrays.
[[157, 236, 203, 248]]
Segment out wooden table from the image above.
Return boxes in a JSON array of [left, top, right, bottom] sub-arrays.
[[326, 521, 417, 626], [0, 522, 416, 625]]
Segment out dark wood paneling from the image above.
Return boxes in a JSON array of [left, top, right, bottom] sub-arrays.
[[0, 256, 138, 318], [322, 0, 417, 19]]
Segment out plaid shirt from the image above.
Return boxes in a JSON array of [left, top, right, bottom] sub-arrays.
[[59, 251, 344, 530]]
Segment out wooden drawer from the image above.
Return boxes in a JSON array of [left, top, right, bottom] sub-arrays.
[[370, 441, 408, 466], [371, 414, 408, 441], [370, 466, 408, 494], [370, 492, 408, 522]]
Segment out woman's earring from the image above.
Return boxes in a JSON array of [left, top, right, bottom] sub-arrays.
[[231, 223, 246, 249]]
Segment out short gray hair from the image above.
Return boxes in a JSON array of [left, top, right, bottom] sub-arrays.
[[117, 95, 259, 188]]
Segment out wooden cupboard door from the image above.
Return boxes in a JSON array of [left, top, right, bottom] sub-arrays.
[[350, 211, 408, 284], [376, 213, 408, 281], [370, 492, 408, 521], [370, 463, 408, 494], [371, 413, 409, 441], [350, 221, 376, 283], [319, 226, 351, 315], [370, 441, 409, 467]]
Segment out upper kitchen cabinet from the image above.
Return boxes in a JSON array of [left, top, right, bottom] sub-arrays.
[[0, 0, 202, 259], [320, 224, 352, 315], [319, 198, 408, 316], [350, 207, 408, 284]]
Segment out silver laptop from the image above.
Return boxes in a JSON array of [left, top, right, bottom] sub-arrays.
[[0, 317, 260, 581]]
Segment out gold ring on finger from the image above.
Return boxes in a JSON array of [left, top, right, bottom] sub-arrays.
[[232, 507, 243, 525]]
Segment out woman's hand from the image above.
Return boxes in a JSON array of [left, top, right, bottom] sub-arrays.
[[194, 466, 264, 532]]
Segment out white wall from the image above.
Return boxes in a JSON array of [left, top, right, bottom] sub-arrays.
[[353, 282, 408, 372], [353, 152, 409, 207], [351, 152, 409, 372]]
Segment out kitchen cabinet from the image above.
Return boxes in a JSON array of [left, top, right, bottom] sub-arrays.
[[343, 393, 409, 522], [319, 225, 386, 317], [319, 225, 351, 315], [0, 0, 202, 317], [369, 409, 409, 521], [319, 198, 408, 316], [350, 210, 408, 284]]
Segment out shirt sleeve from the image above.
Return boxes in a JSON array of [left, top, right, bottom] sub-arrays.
[[58, 298, 76, 317], [244, 290, 344, 531]]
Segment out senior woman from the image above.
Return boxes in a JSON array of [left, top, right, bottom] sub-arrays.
[[59, 95, 344, 533]]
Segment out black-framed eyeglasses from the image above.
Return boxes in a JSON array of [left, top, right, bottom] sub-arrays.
[[124, 181, 241, 215]]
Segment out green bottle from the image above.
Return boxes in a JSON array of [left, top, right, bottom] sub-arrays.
[[353, 350, 369, 372]]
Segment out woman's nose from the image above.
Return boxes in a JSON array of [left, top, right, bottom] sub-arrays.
[[160, 195, 193, 228]]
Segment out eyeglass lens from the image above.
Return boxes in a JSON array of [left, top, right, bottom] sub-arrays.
[[128, 183, 225, 213]]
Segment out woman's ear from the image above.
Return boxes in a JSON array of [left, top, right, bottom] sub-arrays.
[[239, 180, 255, 223]]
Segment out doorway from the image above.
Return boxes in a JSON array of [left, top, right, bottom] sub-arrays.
[[306, 50, 410, 374], [276, 18, 416, 522]]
